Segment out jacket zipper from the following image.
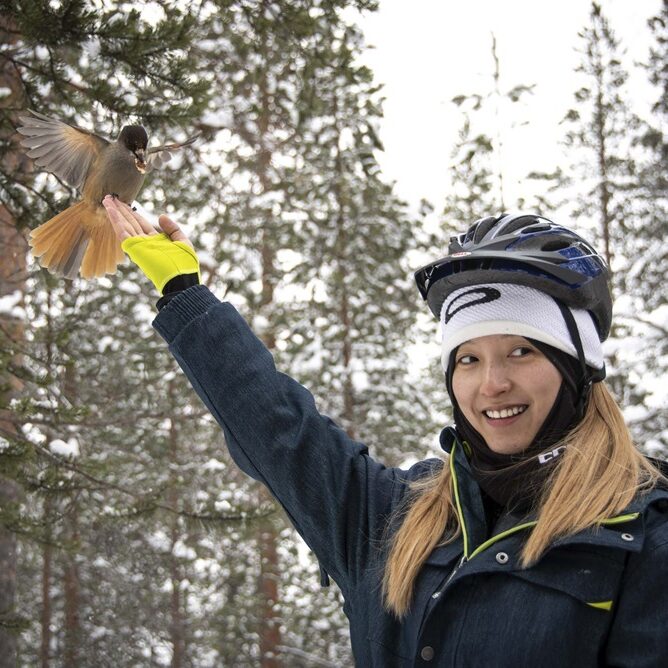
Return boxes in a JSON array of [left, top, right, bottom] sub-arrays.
[[428, 553, 467, 608], [445, 554, 467, 588]]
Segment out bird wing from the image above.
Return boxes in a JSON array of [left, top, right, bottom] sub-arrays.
[[17, 110, 109, 190], [146, 134, 200, 172]]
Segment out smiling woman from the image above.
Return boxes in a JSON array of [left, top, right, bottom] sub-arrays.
[[380, 212, 668, 663], [112, 201, 668, 667]]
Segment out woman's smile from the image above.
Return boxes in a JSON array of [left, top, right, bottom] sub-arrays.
[[482, 404, 528, 420]]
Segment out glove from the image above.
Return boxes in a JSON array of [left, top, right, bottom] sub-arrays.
[[121, 233, 201, 294]]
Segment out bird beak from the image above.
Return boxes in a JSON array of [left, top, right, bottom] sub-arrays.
[[134, 149, 146, 174]]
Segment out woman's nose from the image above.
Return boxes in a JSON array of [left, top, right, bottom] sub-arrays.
[[479, 362, 512, 396]]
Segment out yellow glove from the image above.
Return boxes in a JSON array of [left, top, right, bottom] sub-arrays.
[[121, 233, 201, 294]]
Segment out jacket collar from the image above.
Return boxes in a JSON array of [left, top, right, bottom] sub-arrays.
[[439, 425, 668, 558]]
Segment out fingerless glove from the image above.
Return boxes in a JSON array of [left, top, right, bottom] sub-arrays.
[[121, 233, 201, 294]]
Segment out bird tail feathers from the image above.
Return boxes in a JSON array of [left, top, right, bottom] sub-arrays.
[[29, 202, 124, 279]]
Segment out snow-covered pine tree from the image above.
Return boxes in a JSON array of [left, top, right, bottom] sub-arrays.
[[442, 117, 497, 225], [1, 1, 211, 664], [559, 2, 664, 454], [188, 4, 333, 663], [175, 2, 389, 664], [449, 34, 535, 213], [280, 19, 436, 467], [0, 14, 30, 662], [560, 2, 639, 288], [616, 1, 668, 456], [271, 14, 438, 662]]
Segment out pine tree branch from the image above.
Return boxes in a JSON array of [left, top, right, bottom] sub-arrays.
[[276, 645, 340, 667], [617, 314, 668, 338], [0, 425, 275, 523]]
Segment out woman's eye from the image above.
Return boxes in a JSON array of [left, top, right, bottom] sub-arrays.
[[510, 346, 533, 358], [457, 354, 477, 365]]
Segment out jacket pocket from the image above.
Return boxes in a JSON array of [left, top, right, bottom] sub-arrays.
[[511, 544, 626, 611]]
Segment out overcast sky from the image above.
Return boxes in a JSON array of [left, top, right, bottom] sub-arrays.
[[356, 0, 662, 213]]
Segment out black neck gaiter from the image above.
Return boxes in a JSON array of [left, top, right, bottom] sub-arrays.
[[447, 341, 586, 510]]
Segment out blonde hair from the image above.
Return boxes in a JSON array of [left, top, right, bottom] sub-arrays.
[[382, 381, 663, 617]]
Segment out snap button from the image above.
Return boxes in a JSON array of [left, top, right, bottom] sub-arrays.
[[621, 533, 634, 542], [495, 551, 509, 564], [420, 645, 435, 661]]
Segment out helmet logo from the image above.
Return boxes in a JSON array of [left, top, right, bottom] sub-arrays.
[[444, 287, 501, 324], [450, 251, 471, 258]]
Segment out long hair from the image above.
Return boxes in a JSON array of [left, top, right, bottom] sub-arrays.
[[382, 381, 663, 618]]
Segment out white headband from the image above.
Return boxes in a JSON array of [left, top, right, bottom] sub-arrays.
[[440, 283, 604, 372]]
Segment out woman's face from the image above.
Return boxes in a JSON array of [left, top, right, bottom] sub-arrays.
[[451, 335, 562, 455]]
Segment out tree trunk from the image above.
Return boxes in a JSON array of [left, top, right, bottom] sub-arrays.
[[258, 521, 281, 668], [0, 478, 20, 667], [256, 19, 282, 663], [169, 522, 184, 668], [332, 97, 356, 438], [63, 512, 81, 668], [167, 381, 185, 668], [40, 498, 53, 668], [0, 15, 29, 664], [595, 85, 613, 273], [257, 214, 282, 668], [339, 282, 356, 439], [491, 34, 506, 210]]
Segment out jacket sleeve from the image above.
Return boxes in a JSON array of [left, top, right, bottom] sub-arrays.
[[604, 509, 668, 666], [152, 285, 403, 592]]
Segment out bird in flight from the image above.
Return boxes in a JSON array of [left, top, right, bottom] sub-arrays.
[[17, 110, 198, 279]]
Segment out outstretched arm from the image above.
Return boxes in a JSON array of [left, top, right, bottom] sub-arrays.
[[104, 199, 405, 592]]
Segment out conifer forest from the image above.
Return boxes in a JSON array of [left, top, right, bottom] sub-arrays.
[[0, 1, 666, 666]]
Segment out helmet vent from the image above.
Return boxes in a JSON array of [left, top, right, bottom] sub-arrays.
[[522, 223, 552, 234], [541, 239, 570, 251], [472, 216, 499, 243], [501, 216, 538, 235]]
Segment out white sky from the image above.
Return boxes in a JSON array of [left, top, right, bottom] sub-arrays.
[[356, 0, 662, 212]]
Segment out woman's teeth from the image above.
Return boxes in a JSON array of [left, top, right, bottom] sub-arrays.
[[484, 405, 527, 419]]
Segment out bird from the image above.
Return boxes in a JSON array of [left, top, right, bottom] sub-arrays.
[[16, 109, 199, 279]]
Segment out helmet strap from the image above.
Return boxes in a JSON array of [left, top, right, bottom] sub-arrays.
[[553, 298, 593, 419]]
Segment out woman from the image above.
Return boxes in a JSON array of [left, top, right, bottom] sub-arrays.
[[103, 196, 668, 667]]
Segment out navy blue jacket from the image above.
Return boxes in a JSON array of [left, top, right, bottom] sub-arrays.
[[153, 286, 668, 667]]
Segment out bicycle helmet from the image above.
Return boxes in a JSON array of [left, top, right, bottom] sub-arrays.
[[414, 213, 612, 340]]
